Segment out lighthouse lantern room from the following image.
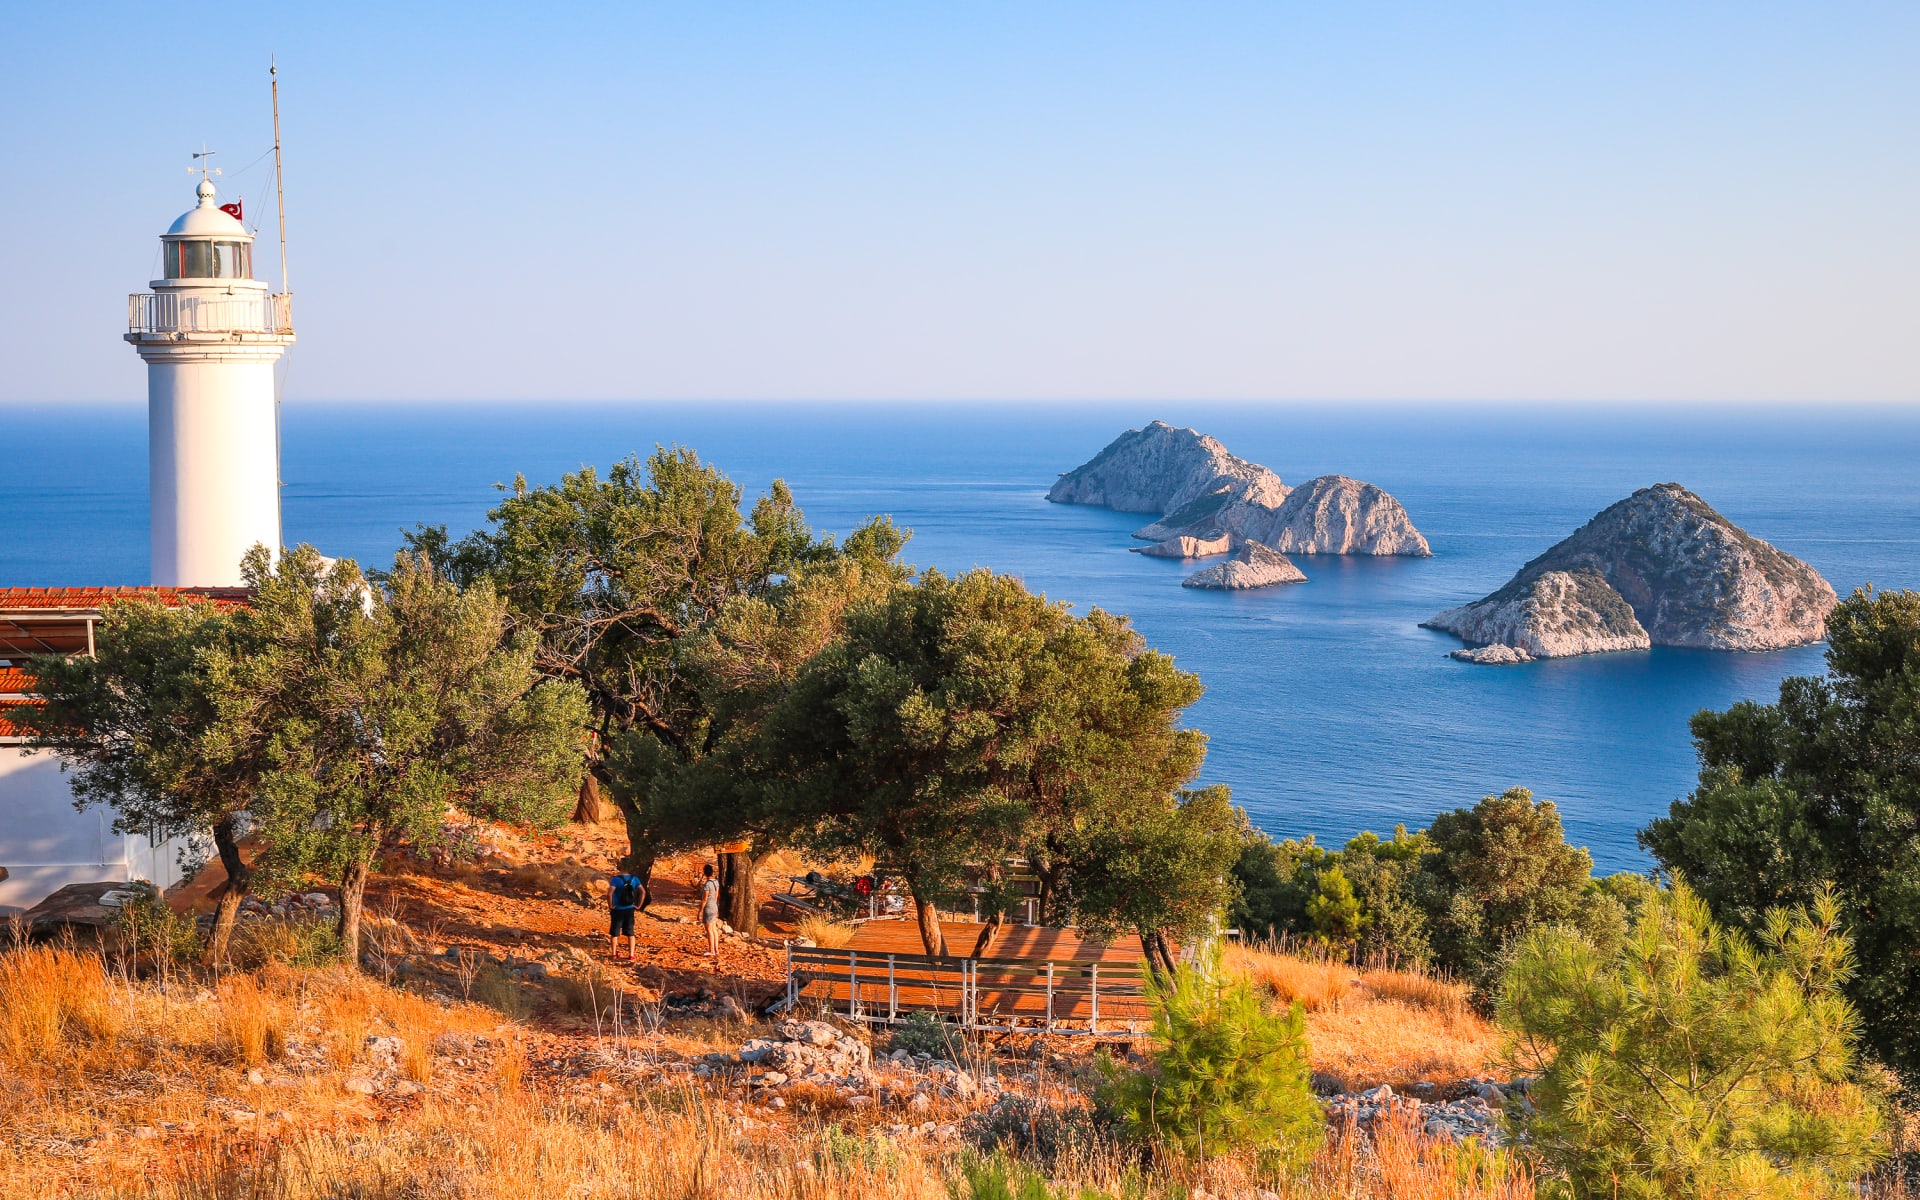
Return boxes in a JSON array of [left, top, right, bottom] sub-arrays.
[[127, 173, 293, 588]]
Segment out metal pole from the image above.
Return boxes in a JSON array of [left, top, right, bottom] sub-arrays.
[[270, 59, 290, 297], [848, 951, 858, 1019], [1089, 963, 1099, 1035], [887, 955, 897, 1022], [1045, 962, 1054, 1033]]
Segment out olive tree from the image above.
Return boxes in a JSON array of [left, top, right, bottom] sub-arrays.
[[19, 595, 262, 962], [208, 546, 588, 965]]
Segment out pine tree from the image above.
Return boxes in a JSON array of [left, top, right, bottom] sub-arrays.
[[1101, 948, 1323, 1165], [1500, 883, 1883, 1199]]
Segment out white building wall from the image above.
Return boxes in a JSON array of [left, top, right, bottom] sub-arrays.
[[149, 359, 282, 588], [0, 746, 188, 912]]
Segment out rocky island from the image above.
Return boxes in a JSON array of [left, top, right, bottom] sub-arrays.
[[1048, 422, 1430, 588], [1181, 541, 1308, 590], [1424, 483, 1837, 662]]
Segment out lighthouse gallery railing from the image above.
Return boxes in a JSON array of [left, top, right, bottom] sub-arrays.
[[128, 292, 293, 336]]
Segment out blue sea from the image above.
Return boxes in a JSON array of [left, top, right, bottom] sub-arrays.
[[9, 401, 1920, 872]]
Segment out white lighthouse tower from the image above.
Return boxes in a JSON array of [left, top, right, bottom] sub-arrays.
[[126, 172, 293, 587]]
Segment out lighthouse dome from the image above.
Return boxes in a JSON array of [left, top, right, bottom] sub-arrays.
[[158, 178, 255, 281], [165, 178, 251, 239]]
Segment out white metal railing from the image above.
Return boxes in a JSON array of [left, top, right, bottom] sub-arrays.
[[127, 291, 292, 335]]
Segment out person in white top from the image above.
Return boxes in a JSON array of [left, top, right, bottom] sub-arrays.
[[698, 862, 722, 963]]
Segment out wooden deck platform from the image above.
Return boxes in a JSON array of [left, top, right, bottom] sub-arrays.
[[785, 919, 1154, 1034]]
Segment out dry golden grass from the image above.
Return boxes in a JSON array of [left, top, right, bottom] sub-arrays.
[[795, 914, 858, 949], [1222, 941, 1355, 1011], [0, 945, 124, 1071], [1224, 943, 1501, 1091], [1361, 966, 1473, 1016], [215, 972, 288, 1068], [1294, 1106, 1535, 1200]]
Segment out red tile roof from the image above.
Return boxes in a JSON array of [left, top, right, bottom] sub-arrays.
[[0, 668, 35, 738], [0, 586, 249, 612]]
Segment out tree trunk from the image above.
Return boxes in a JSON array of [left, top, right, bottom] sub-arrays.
[[1143, 929, 1178, 977], [338, 857, 370, 969], [612, 790, 655, 878], [572, 773, 612, 824], [719, 850, 761, 937], [907, 875, 949, 958], [1033, 855, 1067, 926], [204, 814, 253, 966]]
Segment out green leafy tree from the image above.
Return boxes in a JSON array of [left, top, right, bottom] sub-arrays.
[[1230, 828, 1433, 963], [636, 540, 910, 932], [1500, 883, 1883, 1200], [1101, 948, 1323, 1165], [1304, 865, 1367, 948], [1416, 786, 1594, 988], [19, 596, 263, 962], [1641, 586, 1920, 1081], [424, 449, 900, 932], [207, 546, 588, 964], [1229, 833, 1329, 938], [740, 569, 1219, 957], [1065, 785, 1245, 974]]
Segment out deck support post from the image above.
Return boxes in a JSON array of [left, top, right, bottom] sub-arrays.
[[1045, 962, 1054, 1033], [1089, 963, 1099, 1035], [848, 950, 859, 1019], [887, 955, 897, 1022]]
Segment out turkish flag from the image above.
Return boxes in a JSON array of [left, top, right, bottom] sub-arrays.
[[220, 201, 243, 221]]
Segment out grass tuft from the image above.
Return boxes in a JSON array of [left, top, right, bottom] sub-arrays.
[[796, 914, 858, 949]]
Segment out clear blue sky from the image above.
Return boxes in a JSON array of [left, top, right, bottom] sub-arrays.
[[4, 3, 1916, 404]]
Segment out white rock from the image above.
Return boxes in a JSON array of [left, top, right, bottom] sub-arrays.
[[1425, 483, 1834, 659], [1182, 542, 1307, 590]]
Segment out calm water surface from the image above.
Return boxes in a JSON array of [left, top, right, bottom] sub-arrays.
[[9, 401, 1920, 871]]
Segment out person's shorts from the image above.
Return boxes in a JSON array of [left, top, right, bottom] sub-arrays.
[[610, 909, 635, 937]]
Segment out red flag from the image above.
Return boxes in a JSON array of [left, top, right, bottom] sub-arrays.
[[220, 201, 243, 221]]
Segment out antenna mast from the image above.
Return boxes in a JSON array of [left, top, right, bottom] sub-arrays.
[[271, 58, 290, 296]]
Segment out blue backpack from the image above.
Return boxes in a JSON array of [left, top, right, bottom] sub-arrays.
[[611, 875, 639, 910]]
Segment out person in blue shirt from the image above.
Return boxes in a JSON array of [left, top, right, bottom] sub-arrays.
[[608, 869, 645, 960]]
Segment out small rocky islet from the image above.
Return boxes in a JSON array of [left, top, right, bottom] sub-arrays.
[[1048, 421, 1430, 589], [1425, 483, 1837, 664]]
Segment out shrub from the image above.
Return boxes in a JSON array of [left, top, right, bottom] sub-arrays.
[[1500, 883, 1883, 1199], [114, 886, 201, 976], [229, 912, 342, 969], [1099, 950, 1322, 1165], [796, 913, 857, 948], [889, 1010, 959, 1059], [963, 1094, 1104, 1168]]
